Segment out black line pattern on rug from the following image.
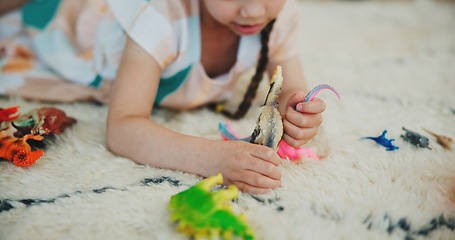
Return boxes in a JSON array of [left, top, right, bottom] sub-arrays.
[[248, 193, 285, 212], [363, 213, 455, 240], [0, 176, 282, 214], [0, 176, 183, 214], [4, 176, 451, 239], [307, 206, 455, 239]]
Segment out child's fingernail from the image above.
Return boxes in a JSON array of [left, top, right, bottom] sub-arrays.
[[296, 104, 303, 112]]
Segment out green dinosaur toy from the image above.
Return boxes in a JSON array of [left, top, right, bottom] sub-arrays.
[[168, 173, 255, 240]]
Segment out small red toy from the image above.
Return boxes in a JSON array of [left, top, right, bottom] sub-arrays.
[[0, 106, 20, 123]]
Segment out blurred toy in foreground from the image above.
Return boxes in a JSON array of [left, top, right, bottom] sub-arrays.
[[360, 130, 399, 151], [0, 106, 76, 166], [423, 128, 453, 150], [168, 173, 255, 240], [401, 127, 431, 150]]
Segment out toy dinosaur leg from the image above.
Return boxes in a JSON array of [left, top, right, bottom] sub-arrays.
[[24, 134, 44, 141], [13, 150, 44, 167]]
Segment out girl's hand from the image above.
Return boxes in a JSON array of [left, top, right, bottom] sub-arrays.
[[282, 91, 326, 147], [207, 140, 282, 194]]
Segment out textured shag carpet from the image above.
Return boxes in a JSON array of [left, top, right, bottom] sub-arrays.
[[1, 0, 455, 239]]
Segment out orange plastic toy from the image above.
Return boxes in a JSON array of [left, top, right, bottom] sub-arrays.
[[0, 128, 44, 167], [0, 106, 20, 123], [0, 106, 76, 167]]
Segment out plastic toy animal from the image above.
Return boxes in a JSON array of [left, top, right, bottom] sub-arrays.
[[401, 127, 431, 149], [12, 107, 76, 137], [0, 106, 20, 124], [218, 121, 250, 142], [0, 106, 76, 166], [302, 84, 341, 103], [219, 70, 340, 160], [360, 130, 399, 151], [423, 128, 453, 150], [0, 126, 44, 167], [250, 67, 343, 151], [168, 173, 255, 240], [277, 140, 320, 160], [249, 66, 284, 151], [218, 122, 320, 161], [0, 106, 43, 166]]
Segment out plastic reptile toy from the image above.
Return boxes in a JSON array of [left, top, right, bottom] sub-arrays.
[[218, 122, 321, 160], [0, 106, 76, 166], [0, 106, 20, 123], [423, 128, 453, 150], [360, 130, 399, 151], [221, 66, 340, 160], [249, 66, 341, 151], [168, 173, 255, 240], [302, 84, 341, 103], [0, 106, 43, 166], [249, 66, 284, 151], [401, 127, 431, 150]]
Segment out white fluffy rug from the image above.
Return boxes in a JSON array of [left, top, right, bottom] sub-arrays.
[[1, 0, 455, 239]]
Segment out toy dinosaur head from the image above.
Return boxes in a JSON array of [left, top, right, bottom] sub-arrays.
[[263, 66, 283, 107]]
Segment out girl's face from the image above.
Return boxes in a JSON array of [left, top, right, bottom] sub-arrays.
[[201, 0, 285, 35]]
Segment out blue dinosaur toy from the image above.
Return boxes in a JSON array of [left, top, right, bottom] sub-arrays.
[[361, 130, 399, 151], [401, 127, 431, 150]]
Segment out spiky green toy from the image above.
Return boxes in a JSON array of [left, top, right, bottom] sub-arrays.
[[168, 173, 255, 239]]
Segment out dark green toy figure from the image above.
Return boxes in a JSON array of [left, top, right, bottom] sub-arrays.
[[168, 173, 255, 240]]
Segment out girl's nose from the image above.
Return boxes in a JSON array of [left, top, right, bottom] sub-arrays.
[[240, 0, 265, 19]]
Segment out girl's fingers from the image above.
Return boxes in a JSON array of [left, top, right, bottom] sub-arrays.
[[282, 134, 307, 148], [250, 145, 282, 166], [233, 170, 280, 191], [295, 98, 326, 114], [286, 91, 307, 108], [246, 158, 282, 180], [282, 127, 319, 147], [283, 118, 319, 140], [285, 109, 323, 128], [234, 181, 273, 195]]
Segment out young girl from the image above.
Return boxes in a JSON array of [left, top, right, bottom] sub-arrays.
[[105, 0, 326, 194], [3, 0, 326, 194]]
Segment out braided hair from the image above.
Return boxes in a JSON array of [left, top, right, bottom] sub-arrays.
[[214, 19, 276, 119]]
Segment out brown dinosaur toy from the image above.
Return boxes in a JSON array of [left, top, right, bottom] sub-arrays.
[[423, 128, 453, 150]]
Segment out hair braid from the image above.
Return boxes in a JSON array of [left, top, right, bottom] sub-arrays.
[[214, 19, 276, 119]]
